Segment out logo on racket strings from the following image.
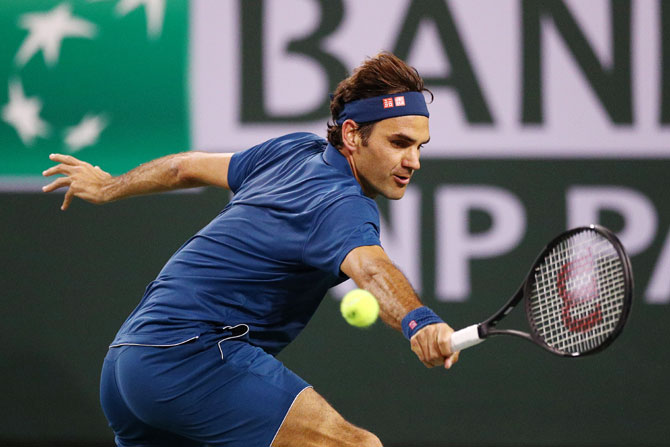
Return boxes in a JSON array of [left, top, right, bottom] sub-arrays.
[[557, 250, 603, 333]]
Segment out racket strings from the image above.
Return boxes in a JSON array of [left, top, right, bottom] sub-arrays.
[[528, 230, 626, 354]]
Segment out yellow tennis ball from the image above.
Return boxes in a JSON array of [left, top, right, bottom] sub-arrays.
[[340, 289, 379, 327]]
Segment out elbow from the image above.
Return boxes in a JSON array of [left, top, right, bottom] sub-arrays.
[[173, 154, 198, 187], [341, 246, 394, 287], [355, 255, 393, 286]]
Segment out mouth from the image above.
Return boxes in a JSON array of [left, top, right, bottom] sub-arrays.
[[392, 174, 411, 186]]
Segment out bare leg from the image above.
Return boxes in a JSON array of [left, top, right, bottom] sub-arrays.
[[272, 388, 382, 447]]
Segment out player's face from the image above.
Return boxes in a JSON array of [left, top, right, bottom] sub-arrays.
[[352, 115, 429, 200]]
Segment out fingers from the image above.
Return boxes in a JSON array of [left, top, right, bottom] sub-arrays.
[[437, 326, 451, 357], [42, 158, 76, 210], [445, 351, 460, 369], [410, 341, 434, 368], [61, 188, 75, 211], [49, 153, 83, 166], [42, 163, 72, 178], [42, 154, 87, 209], [42, 176, 72, 193], [43, 152, 93, 176], [43, 154, 88, 178], [42, 161, 75, 210], [411, 328, 441, 368], [410, 323, 460, 370], [410, 337, 432, 368], [421, 332, 443, 367]]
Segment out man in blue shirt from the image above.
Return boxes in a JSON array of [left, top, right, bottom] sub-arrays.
[[43, 52, 459, 447]]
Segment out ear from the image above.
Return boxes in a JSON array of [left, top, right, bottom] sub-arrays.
[[340, 119, 361, 154]]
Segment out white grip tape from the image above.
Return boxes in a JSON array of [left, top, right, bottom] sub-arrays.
[[450, 324, 484, 352]]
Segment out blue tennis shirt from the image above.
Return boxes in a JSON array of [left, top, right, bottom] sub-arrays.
[[111, 133, 381, 356]]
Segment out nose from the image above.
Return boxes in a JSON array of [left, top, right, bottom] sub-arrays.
[[402, 146, 421, 171]]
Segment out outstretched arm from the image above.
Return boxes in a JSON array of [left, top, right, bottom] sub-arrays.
[[340, 245, 460, 369], [42, 152, 233, 210]]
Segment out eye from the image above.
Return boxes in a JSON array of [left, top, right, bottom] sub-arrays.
[[391, 140, 410, 148]]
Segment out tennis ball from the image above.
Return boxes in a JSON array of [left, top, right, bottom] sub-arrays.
[[340, 289, 379, 327]]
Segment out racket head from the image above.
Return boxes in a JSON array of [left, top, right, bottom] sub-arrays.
[[523, 225, 633, 357]]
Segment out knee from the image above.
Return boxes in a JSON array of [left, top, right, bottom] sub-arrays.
[[355, 429, 383, 447], [335, 423, 382, 447]]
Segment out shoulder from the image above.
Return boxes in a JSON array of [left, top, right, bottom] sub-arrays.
[[269, 132, 325, 150], [228, 133, 329, 193], [230, 132, 324, 171], [244, 132, 326, 162], [277, 132, 324, 143]]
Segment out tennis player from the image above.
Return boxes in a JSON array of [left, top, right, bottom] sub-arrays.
[[42, 52, 459, 447]]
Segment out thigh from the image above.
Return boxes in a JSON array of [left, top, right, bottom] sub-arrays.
[[272, 388, 382, 447]]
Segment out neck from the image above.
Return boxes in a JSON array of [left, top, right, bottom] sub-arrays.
[[342, 150, 376, 198]]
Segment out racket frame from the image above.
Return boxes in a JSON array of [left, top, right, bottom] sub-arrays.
[[454, 225, 633, 357]]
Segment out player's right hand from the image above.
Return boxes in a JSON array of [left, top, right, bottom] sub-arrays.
[[42, 154, 112, 210], [410, 322, 460, 369]]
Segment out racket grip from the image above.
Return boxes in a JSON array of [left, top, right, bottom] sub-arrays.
[[450, 324, 485, 352]]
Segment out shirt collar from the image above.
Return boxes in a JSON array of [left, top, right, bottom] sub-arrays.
[[323, 143, 354, 176]]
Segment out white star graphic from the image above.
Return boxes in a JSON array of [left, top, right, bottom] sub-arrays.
[[64, 114, 109, 153], [15, 3, 97, 67], [2, 79, 50, 146], [115, 0, 165, 39]]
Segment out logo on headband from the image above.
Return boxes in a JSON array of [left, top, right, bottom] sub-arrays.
[[382, 95, 406, 109]]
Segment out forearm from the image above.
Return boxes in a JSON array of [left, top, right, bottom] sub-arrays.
[[351, 256, 422, 331], [341, 245, 459, 368], [101, 153, 199, 202]]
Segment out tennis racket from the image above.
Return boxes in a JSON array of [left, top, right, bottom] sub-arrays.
[[450, 225, 633, 357]]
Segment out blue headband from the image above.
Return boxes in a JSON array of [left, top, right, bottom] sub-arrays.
[[335, 91, 429, 125]]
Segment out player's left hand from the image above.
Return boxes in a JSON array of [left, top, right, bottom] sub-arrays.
[[42, 154, 113, 210], [410, 322, 460, 369]]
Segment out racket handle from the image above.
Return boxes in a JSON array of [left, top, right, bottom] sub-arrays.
[[450, 324, 485, 352]]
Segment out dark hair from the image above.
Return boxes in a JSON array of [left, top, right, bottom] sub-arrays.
[[327, 51, 432, 149]]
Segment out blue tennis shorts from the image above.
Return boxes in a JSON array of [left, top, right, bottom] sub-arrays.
[[100, 327, 311, 447]]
